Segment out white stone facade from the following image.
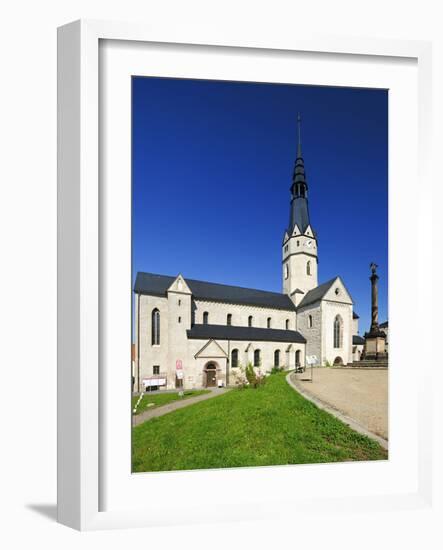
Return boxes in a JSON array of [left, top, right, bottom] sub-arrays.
[[296, 277, 354, 366], [282, 225, 318, 296], [134, 276, 304, 392]]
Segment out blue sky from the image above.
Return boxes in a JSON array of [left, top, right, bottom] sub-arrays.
[[132, 77, 388, 334]]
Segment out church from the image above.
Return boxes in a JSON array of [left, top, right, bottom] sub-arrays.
[[133, 117, 363, 392]]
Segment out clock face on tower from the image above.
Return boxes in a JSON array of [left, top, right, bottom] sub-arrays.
[[306, 240, 313, 248]]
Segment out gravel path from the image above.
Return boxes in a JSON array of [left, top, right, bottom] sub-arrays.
[[133, 387, 229, 426], [289, 368, 388, 442]]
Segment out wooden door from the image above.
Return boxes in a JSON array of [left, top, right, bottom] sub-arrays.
[[206, 369, 216, 387]]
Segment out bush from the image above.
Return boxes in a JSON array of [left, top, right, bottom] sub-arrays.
[[232, 363, 248, 389], [232, 362, 266, 389], [270, 366, 284, 374], [245, 362, 267, 388]]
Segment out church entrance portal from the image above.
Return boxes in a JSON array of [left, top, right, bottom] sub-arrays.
[[204, 363, 217, 387]]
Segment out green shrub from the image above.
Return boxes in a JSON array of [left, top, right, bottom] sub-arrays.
[[245, 362, 266, 388], [271, 366, 284, 374], [233, 362, 267, 389]]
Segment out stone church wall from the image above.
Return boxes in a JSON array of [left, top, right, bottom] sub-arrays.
[[296, 303, 322, 363], [322, 301, 353, 365], [193, 300, 296, 331], [135, 293, 306, 391], [135, 293, 171, 391]]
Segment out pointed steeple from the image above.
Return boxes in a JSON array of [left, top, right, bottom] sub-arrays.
[[288, 114, 311, 235], [297, 112, 302, 158]]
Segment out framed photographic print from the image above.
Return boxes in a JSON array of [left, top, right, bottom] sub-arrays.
[[57, 20, 433, 531]]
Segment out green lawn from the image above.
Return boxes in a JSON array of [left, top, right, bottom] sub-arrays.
[[132, 372, 387, 472], [132, 389, 210, 415]]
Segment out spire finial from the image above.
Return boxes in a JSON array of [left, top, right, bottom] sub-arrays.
[[297, 112, 302, 158]]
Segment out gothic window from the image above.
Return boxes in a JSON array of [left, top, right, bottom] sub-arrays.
[[153, 365, 160, 375], [203, 311, 209, 324], [227, 313, 232, 326], [274, 349, 280, 367], [284, 264, 289, 279], [248, 315, 253, 327], [285, 319, 290, 330], [333, 315, 343, 348], [308, 315, 313, 328], [254, 349, 261, 367], [267, 317, 271, 328], [231, 349, 239, 369], [307, 260, 311, 276], [151, 309, 160, 345], [297, 240, 300, 247], [178, 316, 181, 323]]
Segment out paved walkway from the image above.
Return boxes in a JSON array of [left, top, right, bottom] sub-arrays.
[[133, 387, 229, 426], [286, 369, 388, 450]]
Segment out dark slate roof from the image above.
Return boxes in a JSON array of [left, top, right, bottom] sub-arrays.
[[296, 278, 337, 309], [288, 197, 311, 235], [134, 272, 296, 311], [379, 321, 388, 328], [353, 335, 365, 345], [187, 324, 306, 344], [353, 312, 360, 319]]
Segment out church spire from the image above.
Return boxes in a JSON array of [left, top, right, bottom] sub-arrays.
[[288, 114, 311, 235], [297, 112, 302, 158]]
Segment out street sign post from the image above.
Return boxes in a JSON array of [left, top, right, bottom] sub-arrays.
[[176, 359, 184, 394], [305, 355, 318, 382]]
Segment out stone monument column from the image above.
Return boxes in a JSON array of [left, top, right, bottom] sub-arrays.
[[363, 262, 388, 363], [370, 262, 379, 332]]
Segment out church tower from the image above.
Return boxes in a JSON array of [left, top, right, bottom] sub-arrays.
[[282, 114, 318, 298]]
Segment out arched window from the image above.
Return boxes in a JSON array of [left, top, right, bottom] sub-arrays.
[[151, 309, 160, 345], [203, 311, 209, 325], [333, 315, 343, 348], [308, 315, 313, 328], [227, 313, 232, 326], [248, 315, 253, 327], [254, 349, 261, 367], [295, 349, 301, 367], [285, 319, 290, 330], [274, 349, 280, 367], [267, 317, 271, 328], [231, 348, 239, 368], [307, 260, 311, 276]]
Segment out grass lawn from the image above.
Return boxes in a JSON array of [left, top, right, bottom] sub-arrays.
[[132, 389, 210, 415], [132, 372, 387, 472]]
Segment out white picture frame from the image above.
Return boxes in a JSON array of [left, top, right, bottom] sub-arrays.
[[57, 19, 434, 531]]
